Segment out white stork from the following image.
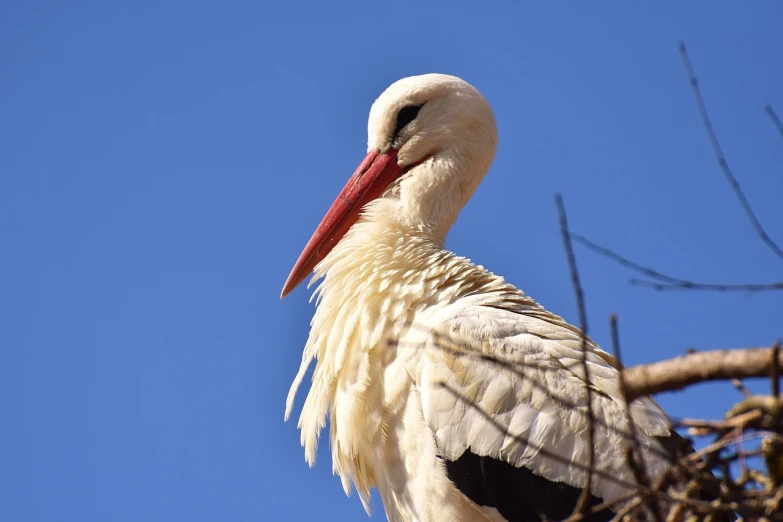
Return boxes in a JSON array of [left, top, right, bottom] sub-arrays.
[[281, 74, 678, 521]]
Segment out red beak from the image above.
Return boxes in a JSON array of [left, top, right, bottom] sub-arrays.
[[281, 149, 402, 298]]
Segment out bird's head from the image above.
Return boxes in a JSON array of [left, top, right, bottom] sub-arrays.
[[281, 74, 497, 298]]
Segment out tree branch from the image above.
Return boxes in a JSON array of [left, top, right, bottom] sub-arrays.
[[622, 347, 783, 401], [556, 194, 596, 515]]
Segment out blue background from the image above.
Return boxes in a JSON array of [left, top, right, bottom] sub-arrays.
[[2, 2, 781, 520]]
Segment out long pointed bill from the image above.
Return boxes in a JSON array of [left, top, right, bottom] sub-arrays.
[[280, 149, 402, 298]]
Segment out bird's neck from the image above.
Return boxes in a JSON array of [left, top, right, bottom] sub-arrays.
[[393, 146, 494, 241]]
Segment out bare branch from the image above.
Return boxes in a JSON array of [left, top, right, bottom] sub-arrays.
[[630, 278, 783, 293], [622, 347, 783, 401], [771, 341, 781, 399], [611, 315, 663, 522], [561, 491, 641, 522], [608, 497, 643, 521], [733, 378, 753, 397], [766, 104, 783, 139], [556, 194, 596, 515], [676, 409, 764, 433], [679, 41, 783, 261], [570, 232, 783, 292]]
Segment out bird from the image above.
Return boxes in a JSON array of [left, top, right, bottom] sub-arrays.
[[280, 74, 679, 522]]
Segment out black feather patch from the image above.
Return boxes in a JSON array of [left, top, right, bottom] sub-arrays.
[[444, 450, 613, 522]]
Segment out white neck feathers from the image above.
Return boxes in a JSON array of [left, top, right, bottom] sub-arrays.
[[284, 198, 517, 465]]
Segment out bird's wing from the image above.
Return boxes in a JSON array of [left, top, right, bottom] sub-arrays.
[[418, 301, 674, 521]]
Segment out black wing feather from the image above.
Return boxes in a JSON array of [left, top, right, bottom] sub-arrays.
[[444, 450, 613, 522], [444, 436, 734, 521]]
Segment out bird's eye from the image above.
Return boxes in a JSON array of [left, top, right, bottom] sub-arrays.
[[394, 105, 423, 137]]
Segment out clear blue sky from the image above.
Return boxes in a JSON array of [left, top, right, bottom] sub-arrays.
[[2, 2, 781, 521]]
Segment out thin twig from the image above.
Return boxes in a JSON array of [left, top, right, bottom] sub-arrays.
[[610, 497, 643, 521], [630, 278, 783, 293], [612, 314, 662, 522], [679, 41, 783, 261], [570, 233, 783, 292], [737, 428, 750, 481], [676, 409, 764, 432], [772, 341, 781, 398], [766, 104, 783, 139], [772, 341, 782, 439], [570, 233, 687, 285], [560, 490, 640, 522], [733, 379, 753, 397], [556, 194, 596, 516], [688, 429, 743, 464]]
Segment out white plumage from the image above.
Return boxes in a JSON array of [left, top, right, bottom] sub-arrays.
[[282, 74, 675, 522]]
